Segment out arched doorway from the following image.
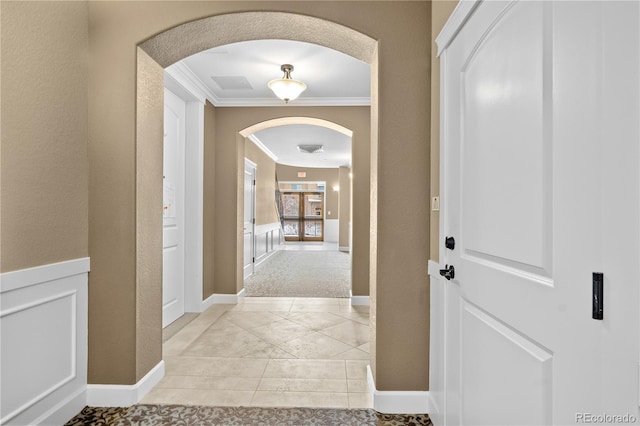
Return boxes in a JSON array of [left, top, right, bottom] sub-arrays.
[[132, 10, 377, 396], [88, 3, 432, 408], [238, 118, 359, 298]]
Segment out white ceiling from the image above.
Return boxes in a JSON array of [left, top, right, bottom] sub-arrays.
[[166, 39, 370, 168], [252, 124, 351, 168]]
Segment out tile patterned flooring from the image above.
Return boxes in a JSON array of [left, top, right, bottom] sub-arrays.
[[144, 297, 372, 409]]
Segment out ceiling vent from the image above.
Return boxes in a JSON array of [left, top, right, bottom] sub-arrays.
[[297, 144, 324, 154], [211, 76, 253, 90]]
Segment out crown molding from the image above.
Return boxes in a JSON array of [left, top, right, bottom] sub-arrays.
[[213, 97, 371, 107], [165, 62, 221, 105], [247, 134, 278, 162], [168, 61, 370, 107]]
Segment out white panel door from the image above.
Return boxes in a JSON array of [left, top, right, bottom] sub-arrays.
[[441, 1, 639, 424], [243, 159, 256, 280], [163, 89, 186, 328]]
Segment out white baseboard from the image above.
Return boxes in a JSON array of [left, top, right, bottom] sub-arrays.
[[351, 295, 370, 306], [87, 361, 165, 407], [339, 246, 350, 252], [201, 293, 238, 311], [255, 248, 278, 269], [237, 288, 246, 298], [34, 386, 86, 426], [367, 365, 435, 414]]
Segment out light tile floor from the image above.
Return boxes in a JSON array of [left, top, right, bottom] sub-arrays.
[[144, 297, 372, 409]]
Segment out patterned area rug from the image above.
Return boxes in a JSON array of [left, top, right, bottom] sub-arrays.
[[66, 405, 432, 425], [244, 250, 351, 298]]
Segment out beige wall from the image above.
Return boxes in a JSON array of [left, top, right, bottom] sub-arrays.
[[245, 140, 279, 226], [1, 1, 88, 273], [0, 1, 433, 392], [430, 0, 459, 262], [276, 165, 340, 220], [94, 2, 427, 390], [203, 101, 216, 299], [135, 49, 164, 381]]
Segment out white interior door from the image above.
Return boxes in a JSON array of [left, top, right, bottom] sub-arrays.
[[163, 89, 186, 328], [441, 1, 639, 424], [243, 159, 256, 280]]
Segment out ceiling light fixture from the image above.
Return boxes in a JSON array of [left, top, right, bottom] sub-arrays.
[[268, 64, 307, 103], [297, 144, 324, 154]]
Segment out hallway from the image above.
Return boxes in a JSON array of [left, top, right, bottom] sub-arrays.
[[145, 297, 371, 408]]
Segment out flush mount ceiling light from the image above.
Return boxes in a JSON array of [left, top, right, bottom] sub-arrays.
[[268, 64, 307, 103], [297, 144, 324, 154]]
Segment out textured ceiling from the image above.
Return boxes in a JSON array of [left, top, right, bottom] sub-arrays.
[[165, 39, 368, 168], [251, 124, 351, 169]]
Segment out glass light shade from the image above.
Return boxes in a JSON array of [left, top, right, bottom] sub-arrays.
[[268, 78, 307, 103]]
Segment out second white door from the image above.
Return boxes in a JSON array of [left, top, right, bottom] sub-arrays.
[[162, 89, 186, 328]]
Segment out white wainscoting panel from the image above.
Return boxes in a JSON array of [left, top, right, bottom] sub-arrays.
[[324, 219, 339, 243], [254, 222, 283, 269], [1, 258, 89, 425]]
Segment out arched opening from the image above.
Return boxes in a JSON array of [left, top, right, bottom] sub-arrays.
[[131, 11, 378, 404], [239, 118, 356, 298]]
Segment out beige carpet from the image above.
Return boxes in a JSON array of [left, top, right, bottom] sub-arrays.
[[244, 250, 351, 298]]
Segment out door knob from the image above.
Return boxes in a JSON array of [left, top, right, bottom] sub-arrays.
[[445, 236, 455, 250], [439, 264, 455, 280]]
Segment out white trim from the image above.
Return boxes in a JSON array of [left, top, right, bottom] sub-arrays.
[[248, 134, 278, 162], [215, 97, 371, 107], [244, 157, 258, 169], [202, 293, 238, 311], [339, 246, 350, 252], [350, 295, 370, 306], [0, 257, 90, 293], [86, 361, 165, 407], [237, 288, 246, 298], [183, 101, 205, 313], [255, 249, 278, 269], [428, 260, 441, 278], [167, 62, 371, 107], [367, 366, 435, 415], [254, 222, 281, 235], [436, 0, 481, 56], [164, 72, 202, 103], [165, 62, 216, 104], [33, 387, 86, 426]]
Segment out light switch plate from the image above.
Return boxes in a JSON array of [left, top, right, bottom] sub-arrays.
[[432, 196, 440, 211]]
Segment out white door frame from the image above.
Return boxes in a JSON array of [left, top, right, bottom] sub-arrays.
[[244, 158, 257, 279], [165, 71, 206, 313]]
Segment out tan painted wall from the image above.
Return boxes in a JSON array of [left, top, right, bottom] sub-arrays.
[[82, 1, 428, 391], [338, 166, 351, 248], [276, 165, 340, 220], [213, 106, 370, 299], [245, 140, 279, 226], [1, 1, 88, 273], [203, 101, 216, 299], [430, 0, 459, 262], [135, 49, 164, 381]]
